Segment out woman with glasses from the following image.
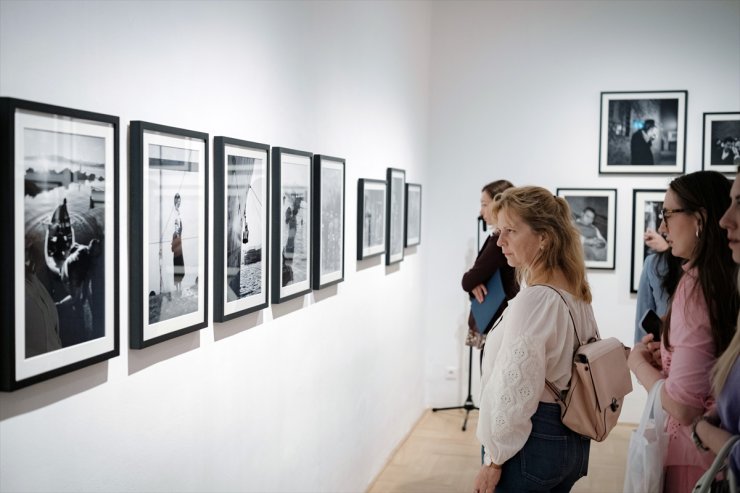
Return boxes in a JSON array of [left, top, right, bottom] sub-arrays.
[[628, 170, 739, 492]]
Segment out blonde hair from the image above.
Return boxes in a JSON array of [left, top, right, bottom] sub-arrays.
[[491, 186, 592, 303], [711, 268, 740, 396]]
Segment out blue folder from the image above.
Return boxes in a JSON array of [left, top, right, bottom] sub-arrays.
[[470, 270, 506, 333]]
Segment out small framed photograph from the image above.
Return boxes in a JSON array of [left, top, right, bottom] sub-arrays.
[[130, 121, 208, 349], [405, 183, 422, 247], [0, 98, 120, 390], [599, 90, 687, 174], [702, 112, 740, 173], [271, 147, 312, 303], [357, 179, 386, 260], [213, 137, 269, 322], [312, 155, 345, 289], [386, 167, 406, 265], [631, 189, 666, 293], [556, 188, 617, 270]]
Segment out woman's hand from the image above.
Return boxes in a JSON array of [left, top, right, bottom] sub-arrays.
[[628, 339, 657, 372], [473, 465, 501, 493], [644, 230, 669, 252], [640, 334, 662, 369], [628, 336, 664, 390], [471, 283, 488, 304]]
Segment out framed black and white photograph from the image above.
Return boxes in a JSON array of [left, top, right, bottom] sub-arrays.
[[0, 98, 119, 391], [386, 167, 406, 265], [631, 189, 667, 293], [312, 155, 345, 289], [405, 183, 421, 247], [702, 112, 740, 173], [556, 188, 617, 270], [271, 147, 312, 303], [357, 178, 386, 260], [599, 90, 687, 174], [214, 137, 269, 322], [130, 121, 208, 349]]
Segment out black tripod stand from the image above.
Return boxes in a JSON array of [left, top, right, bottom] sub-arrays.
[[432, 217, 487, 431], [432, 344, 478, 431]]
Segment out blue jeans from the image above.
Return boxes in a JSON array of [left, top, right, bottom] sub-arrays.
[[494, 402, 590, 493]]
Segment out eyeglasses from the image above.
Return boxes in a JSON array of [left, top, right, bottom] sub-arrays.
[[658, 208, 688, 226]]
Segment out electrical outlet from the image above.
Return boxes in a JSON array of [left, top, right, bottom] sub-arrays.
[[445, 366, 458, 380]]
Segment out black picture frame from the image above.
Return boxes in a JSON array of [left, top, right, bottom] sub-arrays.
[[404, 183, 422, 247], [630, 189, 666, 293], [0, 97, 120, 391], [702, 112, 740, 174], [312, 155, 345, 289], [213, 137, 270, 322], [129, 121, 209, 349], [556, 188, 617, 270], [271, 147, 313, 303], [386, 167, 406, 265], [357, 178, 387, 260], [599, 90, 687, 174]]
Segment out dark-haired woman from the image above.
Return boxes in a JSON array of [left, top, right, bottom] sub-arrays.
[[629, 170, 739, 493]]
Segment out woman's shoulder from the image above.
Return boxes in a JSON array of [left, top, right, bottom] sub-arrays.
[[674, 266, 703, 301], [504, 286, 580, 339], [643, 253, 658, 268], [511, 284, 571, 309]]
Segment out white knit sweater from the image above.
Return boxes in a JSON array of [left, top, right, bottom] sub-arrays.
[[476, 285, 598, 465]]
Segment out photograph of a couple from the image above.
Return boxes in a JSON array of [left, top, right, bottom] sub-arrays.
[[600, 90, 687, 174], [703, 112, 740, 173]]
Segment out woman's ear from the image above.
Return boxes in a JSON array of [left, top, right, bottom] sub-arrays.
[[695, 208, 707, 229]]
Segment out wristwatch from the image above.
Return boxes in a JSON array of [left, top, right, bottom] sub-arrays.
[[691, 415, 710, 452]]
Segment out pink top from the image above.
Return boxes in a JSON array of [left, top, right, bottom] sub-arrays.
[[660, 266, 716, 468]]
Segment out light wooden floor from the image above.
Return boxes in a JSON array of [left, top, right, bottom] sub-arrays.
[[367, 409, 632, 493]]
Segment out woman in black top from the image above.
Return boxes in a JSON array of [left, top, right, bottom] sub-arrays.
[[461, 180, 519, 348]]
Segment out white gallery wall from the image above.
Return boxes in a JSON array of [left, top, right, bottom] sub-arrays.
[[0, 1, 431, 492], [425, 0, 740, 424], [2, 0, 740, 491]]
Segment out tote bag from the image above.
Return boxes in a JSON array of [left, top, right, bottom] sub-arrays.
[[623, 380, 669, 493], [692, 435, 739, 493]]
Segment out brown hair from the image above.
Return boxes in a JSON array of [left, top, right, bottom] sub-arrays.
[[481, 180, 514, 199], [491, 186, 591, 302]]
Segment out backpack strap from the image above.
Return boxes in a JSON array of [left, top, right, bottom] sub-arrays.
[[533, 284, 579, 401], [532, 284, 580, 343]]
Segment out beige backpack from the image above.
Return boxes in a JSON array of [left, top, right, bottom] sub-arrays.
[[543, 286, 633, 442]]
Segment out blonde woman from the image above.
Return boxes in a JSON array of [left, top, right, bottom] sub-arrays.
[[474, 186, 597, 493]]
